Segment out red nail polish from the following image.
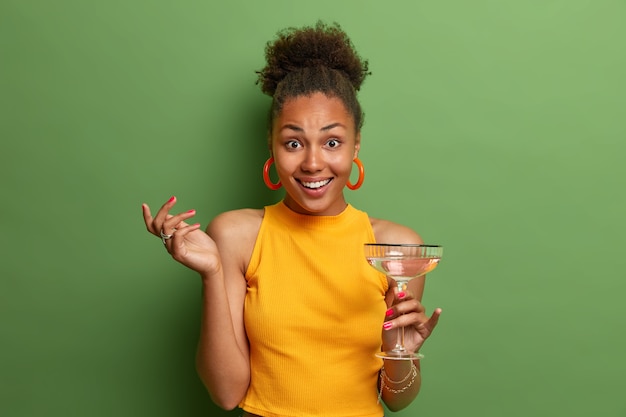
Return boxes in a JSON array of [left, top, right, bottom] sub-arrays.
[[168, 196, 176, 203], [187, 209, 195, 213], [397, 291, 406, 299], [385, 308, 394, 317], [383, 322, 393, 330]]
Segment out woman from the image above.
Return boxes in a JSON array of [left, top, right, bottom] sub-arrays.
[[142, 21, 441, 417]]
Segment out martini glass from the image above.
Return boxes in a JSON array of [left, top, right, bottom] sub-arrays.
[[364, 243, 443, 360]]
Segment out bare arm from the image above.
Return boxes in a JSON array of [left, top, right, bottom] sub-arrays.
[[196, 209, 261, 409], [142, 198, 259, 410]]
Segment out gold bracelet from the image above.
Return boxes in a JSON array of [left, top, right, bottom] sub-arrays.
[[378, 362, 418, 401]]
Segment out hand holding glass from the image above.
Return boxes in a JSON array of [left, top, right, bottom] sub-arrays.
[[364, 243, 443, 360]]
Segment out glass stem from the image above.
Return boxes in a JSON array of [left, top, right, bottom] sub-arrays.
[[395, 280, 408, 352]]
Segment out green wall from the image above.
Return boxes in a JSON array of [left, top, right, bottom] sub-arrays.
[[2, 1, 625, 416]]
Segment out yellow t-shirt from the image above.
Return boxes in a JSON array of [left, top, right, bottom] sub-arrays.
[[240, 201, 388, 417]]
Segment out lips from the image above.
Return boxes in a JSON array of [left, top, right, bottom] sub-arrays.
[[299, 178, 332, 189]]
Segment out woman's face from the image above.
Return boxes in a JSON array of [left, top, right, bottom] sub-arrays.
[[271, 92, 360, 216]]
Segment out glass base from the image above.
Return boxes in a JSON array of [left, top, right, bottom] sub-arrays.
[[376, 351, 424, 360]]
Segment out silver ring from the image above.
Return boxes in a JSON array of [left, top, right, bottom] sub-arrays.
[[160, 229, 174, 245]]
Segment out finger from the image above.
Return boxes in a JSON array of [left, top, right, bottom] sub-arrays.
[[395, 287, 414, 302], [153, 196, 178, 230], [142, 203, 156, 234], [171, 222, 202, 247], [385, 304, 438, 329], [390, 298, 421, 316], [384, 311, 424, 330], [420, 308, 442, 332], [383, 311, 417, 331], [143, 203, 174, 236], [168, 223, 202, 259], [177, 221, 201, 234], [162, 209, 196, 234], [162, 221, 194, 252]]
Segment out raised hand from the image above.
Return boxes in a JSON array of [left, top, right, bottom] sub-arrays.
[[142, 196, 221, 275], [382, 287, 442, 354]]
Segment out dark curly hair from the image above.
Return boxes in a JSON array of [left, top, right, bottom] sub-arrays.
[[256, 21, 370, 133]]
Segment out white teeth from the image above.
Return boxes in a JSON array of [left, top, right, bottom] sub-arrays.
[[301, 179, 331, 189]]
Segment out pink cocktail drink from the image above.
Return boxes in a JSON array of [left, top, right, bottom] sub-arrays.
[[364, 244, 443, 360]]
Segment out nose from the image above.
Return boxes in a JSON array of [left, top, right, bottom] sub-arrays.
[[301, 148, 323, 173]]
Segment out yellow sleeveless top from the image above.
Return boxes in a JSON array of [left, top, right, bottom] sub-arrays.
[[240, 201, 388, 417]]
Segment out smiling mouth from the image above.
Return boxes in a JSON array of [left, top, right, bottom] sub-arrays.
[[299, 179, 332, 189]]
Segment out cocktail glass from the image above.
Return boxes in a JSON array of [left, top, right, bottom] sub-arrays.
[[364, 243, 443, 360]]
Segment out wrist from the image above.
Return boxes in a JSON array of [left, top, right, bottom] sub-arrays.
[[198, 263, 223, 283], [379, 361, 419, 395]]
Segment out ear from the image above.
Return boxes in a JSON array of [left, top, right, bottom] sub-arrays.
[[353, 132, 361, 159]]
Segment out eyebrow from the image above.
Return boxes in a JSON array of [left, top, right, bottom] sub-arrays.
[[280, 122, 346, 133]]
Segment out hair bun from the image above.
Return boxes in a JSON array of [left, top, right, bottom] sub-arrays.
[[257, 21, 370, 96]]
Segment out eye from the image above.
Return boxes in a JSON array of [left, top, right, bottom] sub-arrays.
[[286, 140, 302, 150], [326, 138, 340, 148]]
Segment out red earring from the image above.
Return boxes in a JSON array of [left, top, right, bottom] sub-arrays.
[[263, 157, 282, 190], [347, 158, 365, 190]]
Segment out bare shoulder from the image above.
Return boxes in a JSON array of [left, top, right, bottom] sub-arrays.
[[206, 208, 264, 243], [206, 208, 264, 273], [370, 217, 424, 245]]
